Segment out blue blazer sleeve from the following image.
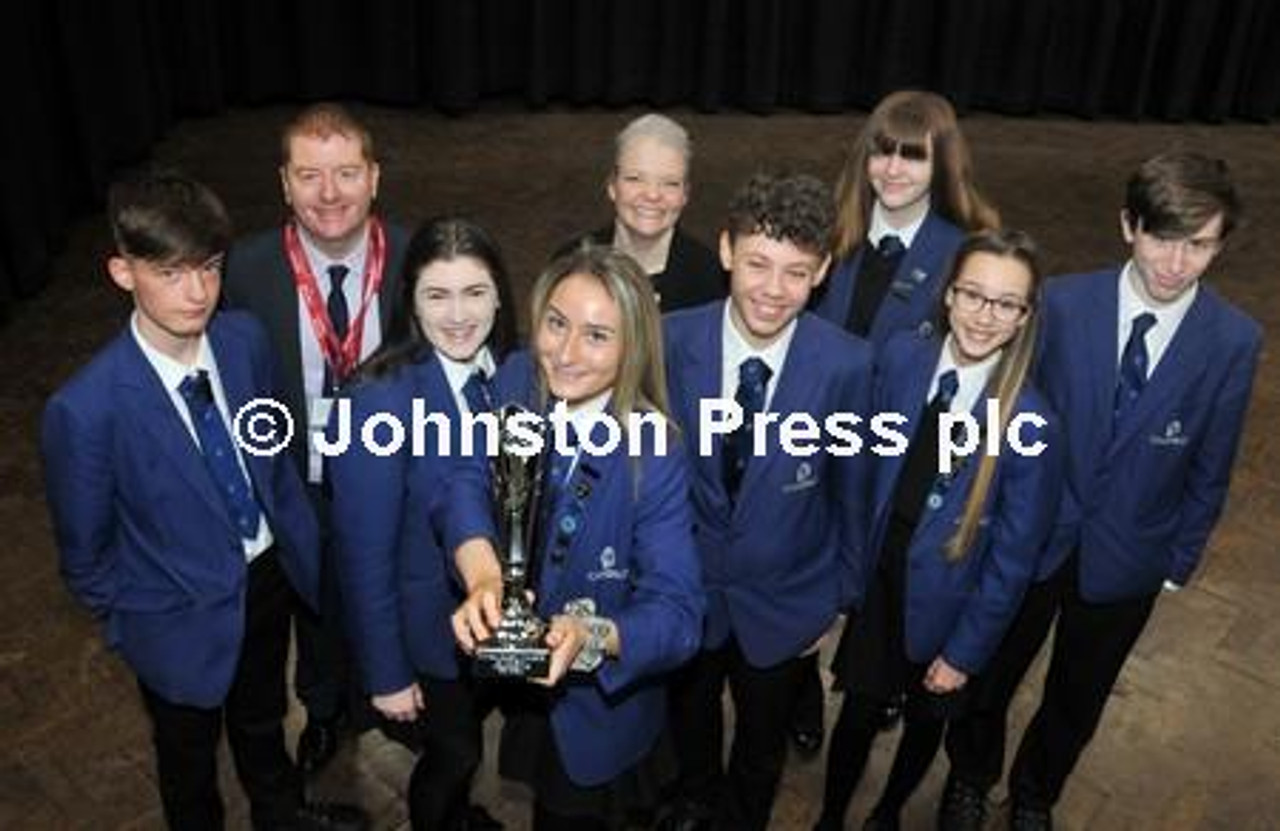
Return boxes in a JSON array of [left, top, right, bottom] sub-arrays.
[[42, 382, 119, 617], [1168, 321, 1261, 584], [942, 400, 1064, 674], [327, 374, 419, 695]]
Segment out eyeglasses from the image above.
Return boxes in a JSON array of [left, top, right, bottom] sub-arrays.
[[949, 285, 1029, 323], [870, 134, 929, 162]]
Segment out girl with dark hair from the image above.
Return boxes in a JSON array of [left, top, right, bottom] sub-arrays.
[[328, 216, 516, 830], [814, 230, 1063, 831]]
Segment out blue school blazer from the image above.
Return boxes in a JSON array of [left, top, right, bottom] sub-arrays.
[[663, 303, 873, 669], [867, 331, 1063, 675], [1035, 268, 1261, 600], [41, 312, 320, 708], [443, 354, 704, 787], [328, 353, 488, 695], [813, 211, 965, 348]]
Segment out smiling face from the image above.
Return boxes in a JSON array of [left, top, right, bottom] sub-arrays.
[[608, 136, 689, 242], [412, 256, 499, 363], [280, 131, 380, 258], [945, 250, 1032, 366], [867, 134, 934, 225], [536, 273, 624, 406], [722, 231, 829, 350], [1122, 211, 1223, 306]]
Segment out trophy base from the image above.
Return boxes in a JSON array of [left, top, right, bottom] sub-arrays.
[[473, 642, 551, 679]]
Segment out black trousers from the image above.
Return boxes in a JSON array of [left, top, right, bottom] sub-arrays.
[[139, 549, 302, 830], [792, 652, 826, 735], [943, 569, 1064, 792], [405, 674, 502, 831], [296, 483, 351, 722], [667, 638, 809, 831], [1008, 563, 1157, 808], [819, 667, 967, 827]]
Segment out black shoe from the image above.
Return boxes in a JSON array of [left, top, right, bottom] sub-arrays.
[[937, 777, 988, 831], [656, 800, 713, 831], [464, 803, 504, 830], [1008, 800, 1052, 831], [791, 725, 825, 757], [862, 810, 901, 831], [289, 800, 368, 831], [296, 716, 342, 775]]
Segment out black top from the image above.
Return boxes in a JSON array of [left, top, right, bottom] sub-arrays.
[[584, 225, 727, 313], [845, 236, 907, 337]]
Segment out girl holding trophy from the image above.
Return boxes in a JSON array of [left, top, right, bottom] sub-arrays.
[[328, 216, 516, 830], [450, 242, 704, 830]]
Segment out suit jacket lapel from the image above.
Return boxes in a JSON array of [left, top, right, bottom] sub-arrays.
[[678, 307, 731, 507], [735, 316, 813, 512], [116, 334, 234, 529], [1110, 289, 1213, 452], [873, 339, 939, 524], [209, 320, 273, 516], [870, 212, 945, 344], [264, 241, 306, 421], [539, 421, 618, 602], [1074, 271, 1122, 456]]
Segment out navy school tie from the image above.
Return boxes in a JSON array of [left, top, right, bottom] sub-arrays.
[[877, 233, 906, 260], [461, 369, 494, 414], [723, 357, 773, 498], [1114, 312, 1156, 425], [323, 264, 350, 395], [178, 370, 262, 540]]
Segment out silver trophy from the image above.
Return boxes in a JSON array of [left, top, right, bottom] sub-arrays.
[[473, 404, 551, 679]]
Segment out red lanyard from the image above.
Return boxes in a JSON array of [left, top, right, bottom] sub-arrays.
[[284, 218, 387, 384]]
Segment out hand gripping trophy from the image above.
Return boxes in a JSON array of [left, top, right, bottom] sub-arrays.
[[473, 404, 552, 678]]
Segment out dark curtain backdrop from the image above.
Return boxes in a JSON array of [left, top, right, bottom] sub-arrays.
[[5, 0, 1278, 315]]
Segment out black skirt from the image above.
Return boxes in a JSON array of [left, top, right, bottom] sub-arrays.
[[497, 684, 675, 827], [831, 513, 970, 721]]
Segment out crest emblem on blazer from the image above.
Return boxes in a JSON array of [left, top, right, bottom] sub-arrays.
[[1149, 418, 1189, 447], [588, 545, 628, 582], [891, 267, 930, 299], [782, 461, 819, 493]]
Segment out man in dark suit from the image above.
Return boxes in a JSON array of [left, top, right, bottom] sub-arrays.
[[42, 171, 364, 829], [222, 103, 409, 774], [939, 152, 1262, 831]]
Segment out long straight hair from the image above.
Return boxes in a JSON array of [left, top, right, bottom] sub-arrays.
[[832, 90, 999, 261], [356, 216, 517, 382], [937, 229, 1043, 561], [528, 241, 670, 427]]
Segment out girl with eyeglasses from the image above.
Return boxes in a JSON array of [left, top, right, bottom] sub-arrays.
[[814, 229, 1064, 831], [799, 90, 1001, 755]]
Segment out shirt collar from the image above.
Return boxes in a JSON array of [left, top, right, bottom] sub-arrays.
[[1117, 260, 1197, 333], [936, 333, 1002, 411], [721, 299, 796, 379], [297, 222, 368, 284], [130, 313, 216, 393], [869, 200, 929, 250], [439, 346, 497, 394]]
